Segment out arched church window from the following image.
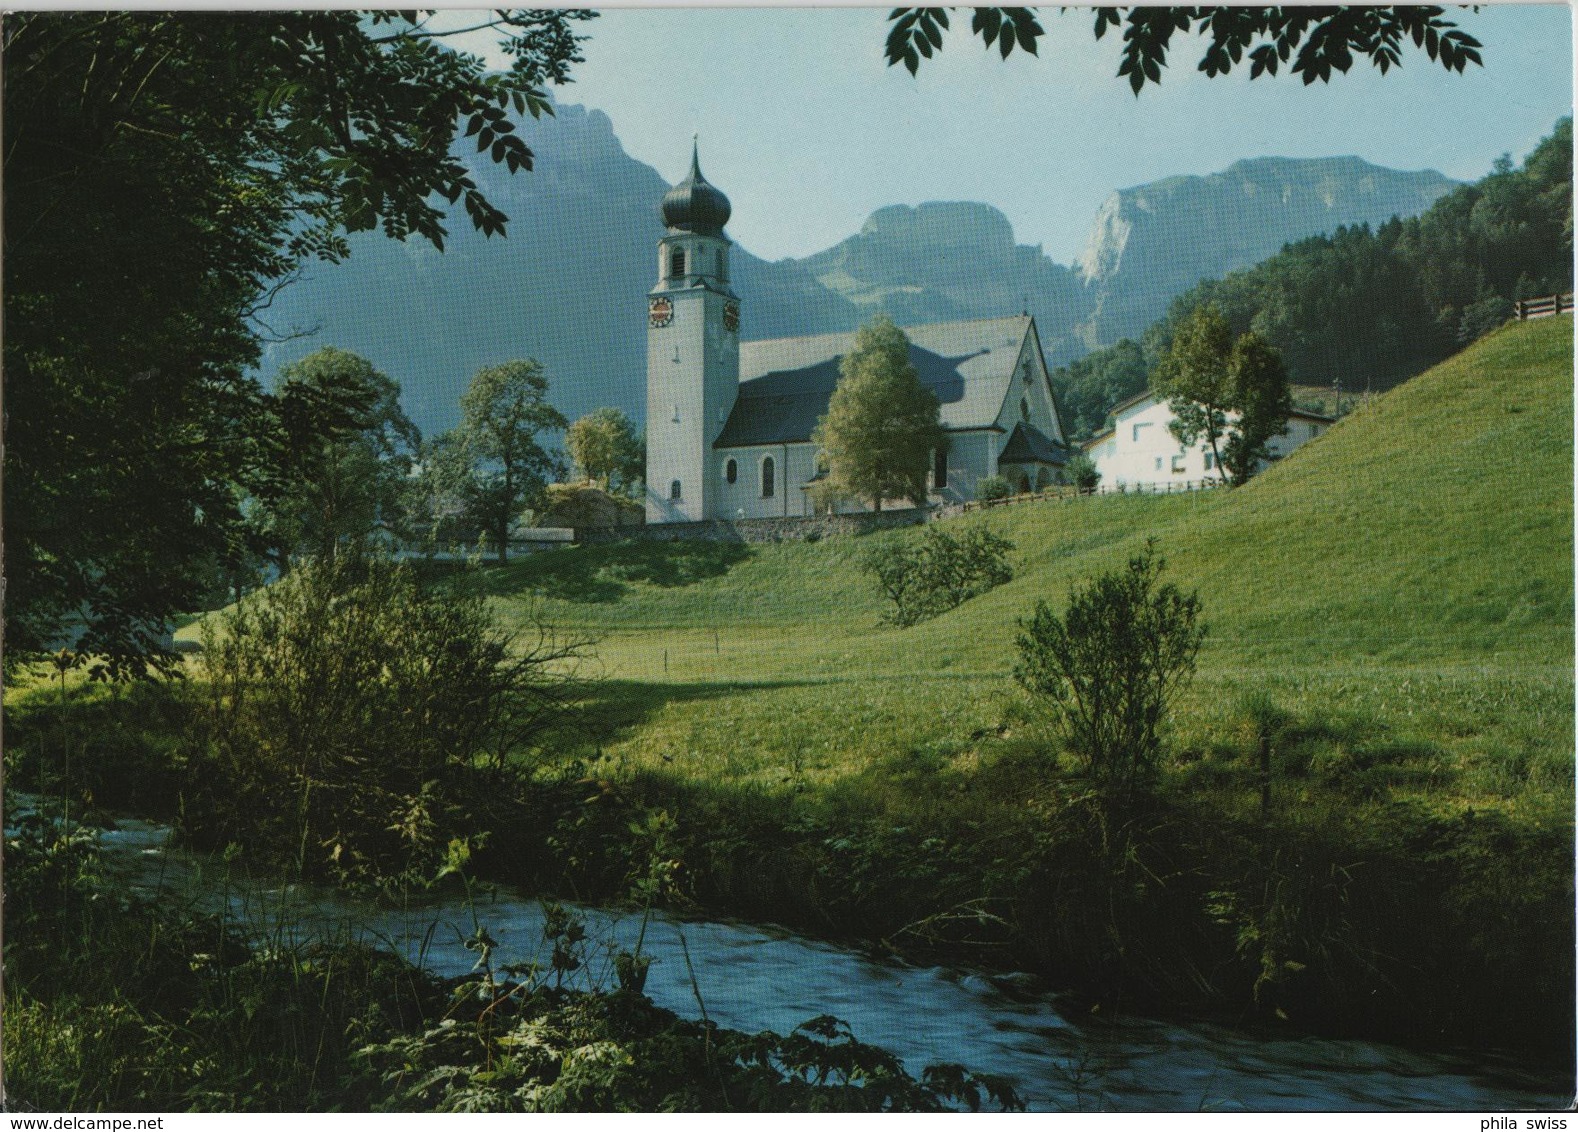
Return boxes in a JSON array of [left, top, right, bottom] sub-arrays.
[[670, 248, 687, 278], [933, 446, 948, 490], [725, 458, 738, 484], [1021, 398, 1030, 421], [670, 479, 682, 501], [761, 456, 775, 498]]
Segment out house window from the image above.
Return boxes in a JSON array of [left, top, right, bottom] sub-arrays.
[[1132, 422, 1151, 443], [1154, 457, 1163, 471], [670, 479, 682, 500], [761, 456, 775, 498], [670, 248, 686, 278], [1172, 454, 1186, 473], [933, 445, 948, 490], [725, 458, 738, 484], [1204, 451, 1215, 470]]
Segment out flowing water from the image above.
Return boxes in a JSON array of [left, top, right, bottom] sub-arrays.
[[76, 814, 1572, 1111]]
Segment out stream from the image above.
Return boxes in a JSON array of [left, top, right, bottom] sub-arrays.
[[73, 813, 1572, 1111]]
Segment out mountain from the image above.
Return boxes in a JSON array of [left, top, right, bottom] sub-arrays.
[[789, 202, 1091, 365], [258, 106, 1457, 439], [1073, 156, 1458, 343], [257, 104, 863, 438]]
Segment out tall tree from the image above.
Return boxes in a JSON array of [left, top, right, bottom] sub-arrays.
[[1152, 305, 1291, 487], [566, 408, 644, 492], [3, 11, 591, 676], [886, 7, 1482, 91], [265, 348, 421, 567], [450, 361, 568, 563], [812, 317, 947, 512], [1218, 334, 1293, 486]]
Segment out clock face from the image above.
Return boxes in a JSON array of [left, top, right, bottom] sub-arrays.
[[649, 296, 673, 328], [723, 300, 740, 334]]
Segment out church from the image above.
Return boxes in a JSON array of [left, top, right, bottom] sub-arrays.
[[645, 146, 1074, 524]]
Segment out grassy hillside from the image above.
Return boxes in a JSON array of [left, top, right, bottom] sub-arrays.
[[488, 315, 1573, 808]]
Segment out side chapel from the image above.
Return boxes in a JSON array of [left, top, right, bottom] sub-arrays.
[[644, 145, 1075, 524]]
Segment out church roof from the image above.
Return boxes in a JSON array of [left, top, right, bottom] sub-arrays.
[[998, 421, 1072, 466], [715, 315, 1033, 449]]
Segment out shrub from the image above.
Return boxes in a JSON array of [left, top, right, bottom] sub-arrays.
[[193, 551, 585, 889], [1061, 452, 1101, 491], [861, 524, 1014, 627], [1013, 541, 1204, 794], [974, 475, 1011, 502]]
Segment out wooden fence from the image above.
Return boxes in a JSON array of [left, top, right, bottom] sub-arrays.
[[959, 477, 1222, 514], [1513, 293, 1574, 320]]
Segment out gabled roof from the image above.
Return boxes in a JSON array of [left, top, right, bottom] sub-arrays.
[[1102, 389, 1338, 428], [998, 421, 1073, 466], [715, 315, 1033, 449]]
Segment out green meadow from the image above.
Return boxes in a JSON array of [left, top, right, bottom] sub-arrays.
[[483, 314, 1573, 815], [21, 315, 1571, 1069]]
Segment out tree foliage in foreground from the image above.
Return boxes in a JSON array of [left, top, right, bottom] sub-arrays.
[[2, 10, 592, 676], [862, 524, 1014, 627], [886, 7, 1481, 92], [1014, 542, 1204, 796], [813, 316, 947, 512], [193, 552, 585, 889]]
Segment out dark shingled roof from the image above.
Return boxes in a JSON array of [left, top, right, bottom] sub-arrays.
[[716, 316, 1031, 449], [998, 421, 1072, 466]]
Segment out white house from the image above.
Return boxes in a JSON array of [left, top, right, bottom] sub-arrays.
[[644, 146, 1074, 523], [1082, 390, 1333, 489]]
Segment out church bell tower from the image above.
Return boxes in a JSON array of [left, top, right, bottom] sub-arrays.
[[645, 142, 740, 523]]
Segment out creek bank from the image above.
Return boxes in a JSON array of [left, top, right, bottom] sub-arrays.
[[85, 812, 1574, 1110], [462, 772, 1576, 1070]]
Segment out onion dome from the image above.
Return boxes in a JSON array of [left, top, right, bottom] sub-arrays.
[[661, 141, 731, 235]]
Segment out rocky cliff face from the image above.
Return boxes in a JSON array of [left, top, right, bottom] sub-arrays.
[[790, 201, 1091, 365], [1074, 156, 1457, 342]]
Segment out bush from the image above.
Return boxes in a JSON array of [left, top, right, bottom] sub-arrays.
[[1061, 452, 1101, 492], [193, 551, 585, 889], [861, 524, 1014, 628], [1013, 541, 1204, 794], [974, 475, 1011, 502]]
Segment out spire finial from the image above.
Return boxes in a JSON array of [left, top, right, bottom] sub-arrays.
[[690, 135, 702, 177]]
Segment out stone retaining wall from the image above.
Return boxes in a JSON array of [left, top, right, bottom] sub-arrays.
[[575, 507, 931, 546]]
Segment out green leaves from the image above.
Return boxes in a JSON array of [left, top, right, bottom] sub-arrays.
[[887, 7, 1041, 73], [861, 523, 1014, 627], [1014, 540, 1204, 794], [888, 6, 1482, 92], [812, 316, 946, 510]]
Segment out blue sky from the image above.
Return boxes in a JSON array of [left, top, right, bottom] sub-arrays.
[[477, 6, 1572, 264]]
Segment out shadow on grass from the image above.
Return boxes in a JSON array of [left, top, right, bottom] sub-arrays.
[[569, 676, 825, 745], [442, 540, 756, 604]]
